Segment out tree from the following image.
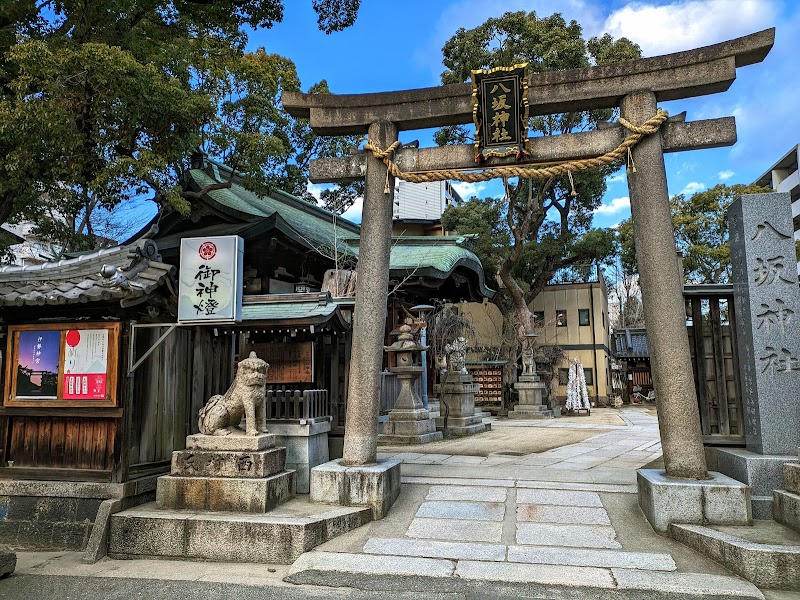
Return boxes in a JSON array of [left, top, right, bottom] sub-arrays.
[[617, 183, 774, 284], [0, 1, 361, 258], [438, 11, 639, 377]]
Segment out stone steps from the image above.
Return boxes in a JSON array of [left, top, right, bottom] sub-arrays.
[[285, 550, 764, 598], [772, 459, 800, 532], [774, 489, 800, 532], [670, 521, 800, 590], [784, 462, 800, 494], [107, 500, 372, 564]]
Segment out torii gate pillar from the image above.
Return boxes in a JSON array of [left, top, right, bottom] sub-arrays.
[[343, 121, 397, 466], [622, 91, 708, 479]]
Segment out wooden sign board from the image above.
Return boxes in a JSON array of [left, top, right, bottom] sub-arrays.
[[471, 63, 529, 160], [245, 342, 313, 384]]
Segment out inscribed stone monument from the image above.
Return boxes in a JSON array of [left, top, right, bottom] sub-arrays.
[[729, 192, 800, 455]]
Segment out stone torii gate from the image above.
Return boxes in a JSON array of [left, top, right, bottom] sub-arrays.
[[284, 30, 774, 488]]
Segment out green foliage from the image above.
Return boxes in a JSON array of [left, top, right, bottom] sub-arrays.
[[438, 11, 640, 317], [0, 1, 361, 257], [617, 183, 774, 283]]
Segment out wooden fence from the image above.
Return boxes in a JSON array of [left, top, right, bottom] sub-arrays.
[[266, 389, 330, 422], [684, 285, 744, 445]]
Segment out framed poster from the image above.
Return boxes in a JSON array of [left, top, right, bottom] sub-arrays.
[[3, 322, 121, 407]]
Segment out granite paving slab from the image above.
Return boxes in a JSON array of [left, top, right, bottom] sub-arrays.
[[288, 551, 456, 578], [363, 537, 506, 561], [454, 560, 616, 588], [517, 504, 611, 525], [415, 500, 505, 522], [516, 523, 621, 549], [406, 517, 503, 542], [611, 568, 763, 597], [516, 488, 603, 507], [507, 545, 676, 571], [425, 485, 507, 502]]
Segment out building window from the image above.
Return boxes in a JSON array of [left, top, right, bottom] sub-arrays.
[[556, 309, 567, 327], [533, 311, 545, 327], [584, 368, 594, 386], [558, 368, 569, 385], [578, 309, 590, 326]]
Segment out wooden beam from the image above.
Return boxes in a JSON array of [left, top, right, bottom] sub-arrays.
[[283, 29, 773, 135], [309, 117, 737, 183]]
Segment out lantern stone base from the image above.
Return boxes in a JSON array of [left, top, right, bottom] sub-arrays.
[[310, 457, 401, 519], [378, 408, 443, 445], [637, 469, 751, 534]]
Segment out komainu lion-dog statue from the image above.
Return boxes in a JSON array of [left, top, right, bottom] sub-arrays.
[[198, 351, 269, 436]]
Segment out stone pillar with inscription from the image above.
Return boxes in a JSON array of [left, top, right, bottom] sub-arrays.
[[716, 191, 800, 518]]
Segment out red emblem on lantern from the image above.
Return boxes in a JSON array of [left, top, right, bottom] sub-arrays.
[[198, 241, 217, 260]]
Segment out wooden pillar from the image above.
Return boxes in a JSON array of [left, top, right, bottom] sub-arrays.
[[342, 120, 397, 465], [621, 91, 709, 479]]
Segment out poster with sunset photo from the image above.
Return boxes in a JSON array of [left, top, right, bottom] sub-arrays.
[[16, 330, 61, 398]]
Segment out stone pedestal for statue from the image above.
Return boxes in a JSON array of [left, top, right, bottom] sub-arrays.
[[714, 192, 800, 518], [156, 433, 295, 512], [435, 372, 487, 436], [509, 374, 552, 419], [510, 334, 553, 419], [378, 321, 442, 445], [269, 420, 331, 495]]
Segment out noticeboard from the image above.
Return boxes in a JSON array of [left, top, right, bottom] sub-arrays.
[[3, 322, 120, 407], [244, 342, 314, 384]]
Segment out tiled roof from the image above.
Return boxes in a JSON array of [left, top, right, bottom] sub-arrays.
[[611, 328, 650, 358], [184, 167, 494, 298], [349, 235, 495, 298], [0, 239, 175, 307], [186, 168, 359, 254]]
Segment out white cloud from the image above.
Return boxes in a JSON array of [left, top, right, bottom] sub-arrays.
[[718, 170, 735, 181], [680, 181, 706, 196], [340, 196, 363, 223], [607, 170, 626, 184], [452, 181, 490, 200], [601, 0, 778, 57], [306, 182, 328, 201], [595, 196, 630, 215]]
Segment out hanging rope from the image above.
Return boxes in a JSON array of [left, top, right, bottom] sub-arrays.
[[360, 109, 668, 184]]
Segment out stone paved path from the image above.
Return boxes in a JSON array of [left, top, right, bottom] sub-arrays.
[[290, 408, 766, 598]]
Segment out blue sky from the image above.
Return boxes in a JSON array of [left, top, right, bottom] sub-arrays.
[[246, 0, 800, 228]]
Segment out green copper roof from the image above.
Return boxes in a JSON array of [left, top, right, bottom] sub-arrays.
[[184, 164, 493, 299], [187, 168, 359, 253], [241, 300, 338, 322]]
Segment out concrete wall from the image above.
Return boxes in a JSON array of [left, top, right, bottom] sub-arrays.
[[0, 479, 156, 550]]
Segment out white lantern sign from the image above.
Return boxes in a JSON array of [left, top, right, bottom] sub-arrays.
[[178, 235, 244, 324]]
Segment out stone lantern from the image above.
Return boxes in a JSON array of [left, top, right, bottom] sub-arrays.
[[377, 320, 442, 444]]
